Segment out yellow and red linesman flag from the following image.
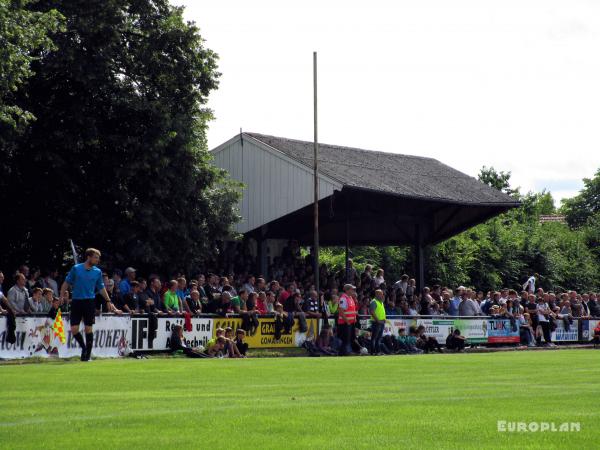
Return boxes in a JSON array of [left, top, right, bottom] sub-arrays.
[[52, 309, 66, 344]]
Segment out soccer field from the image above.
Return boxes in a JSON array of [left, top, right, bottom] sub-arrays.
[[1, 350, 598, 449]]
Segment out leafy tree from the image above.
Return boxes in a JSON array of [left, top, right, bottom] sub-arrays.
[[562, 168, 600, 228], [0, 0, 239, 273], [478, 166, 519, 197], [0, 0, 64, 129]]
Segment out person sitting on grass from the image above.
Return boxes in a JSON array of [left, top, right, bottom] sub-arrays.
[[205, 327, 225, 350], [404, 326, 423, 354], [234, 329, 249, 356], [416, 324, 443, 353], [205, 336, 226, 357], [223, 327, 244, 358], [315, 326, 337, 355], [169, 324, 210, 358], [445, 329, 466, 352], [394, 328, 408, 354]]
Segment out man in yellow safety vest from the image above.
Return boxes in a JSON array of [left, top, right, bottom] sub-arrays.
[[369, 289, 386, 355]]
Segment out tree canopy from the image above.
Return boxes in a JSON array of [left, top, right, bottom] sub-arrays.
[[0, 0, 239, 273]]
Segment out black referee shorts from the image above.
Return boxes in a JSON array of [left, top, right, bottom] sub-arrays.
[[70, 299, 96, 327]]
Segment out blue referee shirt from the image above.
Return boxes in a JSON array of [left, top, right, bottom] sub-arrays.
[[65, 263, 105, 300]]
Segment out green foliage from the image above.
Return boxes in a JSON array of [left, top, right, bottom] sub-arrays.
[[478, 165, 519, 197], [0, 0, 240, 272], [0, 0, 64, 129], [562, 168, 600, 228]]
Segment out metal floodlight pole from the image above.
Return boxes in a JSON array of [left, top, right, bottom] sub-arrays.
[[313, 51, 320, 297]]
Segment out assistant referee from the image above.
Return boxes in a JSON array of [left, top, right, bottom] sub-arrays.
[[60, 248, 112, 361]]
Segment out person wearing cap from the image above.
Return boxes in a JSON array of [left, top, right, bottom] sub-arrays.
[[338, 283, 358, 355], [119, 267, 136, 296], [369, 289, 386, 355]]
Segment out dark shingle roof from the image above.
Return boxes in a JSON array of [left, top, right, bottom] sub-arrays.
[[245, 132, 519, 206]]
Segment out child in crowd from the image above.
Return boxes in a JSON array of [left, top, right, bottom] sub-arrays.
[[235, 329, 249, 356], [223, 327, 244, 358], [405, 326, 423, 353], [204, 336, 226, 357]]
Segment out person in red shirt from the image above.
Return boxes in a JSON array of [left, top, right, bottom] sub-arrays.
[[338, 283, 358, 356], [256, 291, 268, 315], [278, 283, 294, 305]]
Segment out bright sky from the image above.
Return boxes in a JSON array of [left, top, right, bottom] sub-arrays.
[[174, 0, 600, 204]]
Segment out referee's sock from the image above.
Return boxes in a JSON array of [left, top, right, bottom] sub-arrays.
[[85, 332, 94, 359], [73, 332, 85, 349]]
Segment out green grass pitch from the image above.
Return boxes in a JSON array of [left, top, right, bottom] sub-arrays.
[[1, 350, 598, 449]]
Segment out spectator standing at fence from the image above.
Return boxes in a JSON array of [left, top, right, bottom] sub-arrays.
[[245, 292, 261, 333], [185, 289, 203, 315], [60, 248, 112, 361], [163, 280, 181, 314], [145, 277, 164, 313], [587, 293, 600, 317], [120, 280, 141, 314], [7, 273, 29, 314], [119, 267, 136, 296], [448, 287, 464, 316], [369, 289, 386, 355], [214, 291, 233, 317], [535, 296, 554, 347], [338, 284, 358, 356], [458, 290, 480, 316], [41, 288, 54, 313], [27, 288, 45, 313], [255, 291, 268, 314]]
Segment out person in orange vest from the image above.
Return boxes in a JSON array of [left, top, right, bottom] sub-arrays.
[[338, 283, 358, 355]]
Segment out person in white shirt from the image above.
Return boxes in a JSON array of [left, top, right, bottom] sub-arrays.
[[523, 274, 538, 294], [536, 297, 555, 346], [372, 269, 385, 289]]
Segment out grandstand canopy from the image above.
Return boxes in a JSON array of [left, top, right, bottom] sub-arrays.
[[211, 132, 520, 287], [211, 132, 519, 245]]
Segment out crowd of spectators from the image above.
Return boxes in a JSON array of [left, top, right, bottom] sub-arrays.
[[2, 241, 600, 355]]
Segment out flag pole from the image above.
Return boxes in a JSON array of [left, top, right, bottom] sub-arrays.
[[313, 51, 320, 299]]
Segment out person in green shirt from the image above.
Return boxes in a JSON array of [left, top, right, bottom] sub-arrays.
[[230, 290, 247, 312], [369, 289, 386, 355], [163, 280, 181, 314]]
